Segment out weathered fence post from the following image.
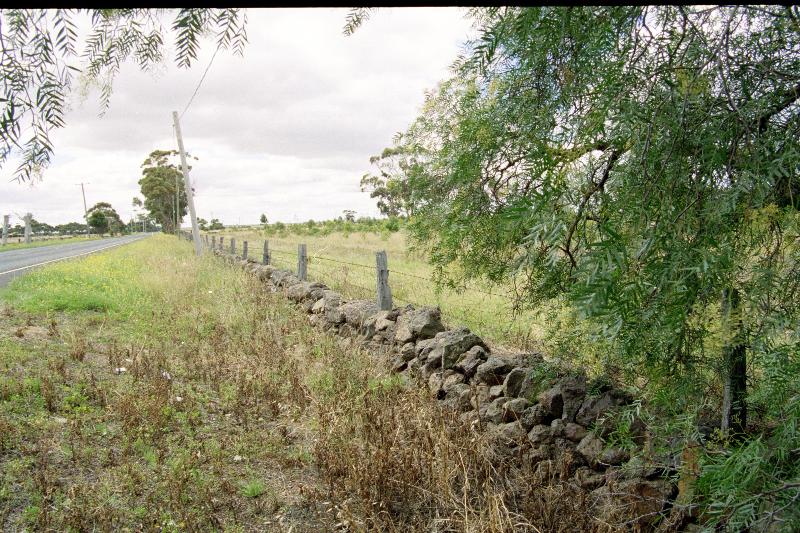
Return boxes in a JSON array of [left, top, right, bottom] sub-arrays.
[[297, 244, 307, 281], [1, 215, 8, 245], [219, 236, 224, 251], [230, 238, 236, 255], [376, 250, 392, 310], [262, 240, 270, 265], [212, 236, 217, 250], [243, 240, 248, 260], [24, 213, 32, 244]]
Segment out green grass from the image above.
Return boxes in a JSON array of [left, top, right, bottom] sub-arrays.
[[0, 235, 100, 252]]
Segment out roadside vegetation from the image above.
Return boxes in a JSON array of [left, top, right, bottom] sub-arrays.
[[0, 235, 569, 532]]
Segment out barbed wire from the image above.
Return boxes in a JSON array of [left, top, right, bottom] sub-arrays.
[[214, 235, 517, 302]]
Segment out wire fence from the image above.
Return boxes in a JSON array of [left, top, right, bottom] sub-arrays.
[[190, 232, 542, 350]]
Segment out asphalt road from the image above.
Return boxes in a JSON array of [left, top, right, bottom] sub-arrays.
[[0, 234, 150, 288]]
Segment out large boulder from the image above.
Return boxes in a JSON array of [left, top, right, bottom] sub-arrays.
[[394, 306, 444, 344], [423, 327, 484, 372], [475, 356, 513, 386]]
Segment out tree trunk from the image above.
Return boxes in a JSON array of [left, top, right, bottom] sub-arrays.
[[721, 287, 747, 436]]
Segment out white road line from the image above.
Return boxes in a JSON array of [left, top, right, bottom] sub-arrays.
[[0, 237, 145, 277]]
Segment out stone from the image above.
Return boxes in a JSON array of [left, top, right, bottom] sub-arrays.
[[483, 396, 508, 424], [442, 371, 465, 391], [538, 385, 564, 419], [415, 338, 438, 359], [428, 371, 444, 395], [394, 306, 444, 344], [459, 409, 480, 427], [576, 433, 604, 465], [454, 345, 489, 379], [286, 281, 326, 302], [601, 447, 630, 466], [390, 354, 410, 373], [319, 291, 344, 324], [399, 342, 416, 361], [550, 418, 566, 437], [559, 375, 588, 421], [339, 300, 380, 328], [502, 367, 528, 398], [520, 404, 548, 430], [278, 273, 301, 289], [523, 445, 552, 468], [441, 383, 472, 413], [528, 424, 553, 445], [564, 422, 588, 442], [255, 265, 276, 282], [475, 356, 513, 386], [491, 422, 527, 446], [538, 375, 587, 422], [470, 384, 491, 409], [311, 298, 325, 314], [488, 384, 504, 400], [575, 389, 633, 427], [502, 398, 531, 423], [574, 467, 606, 491], [424, 327, 484, 370]]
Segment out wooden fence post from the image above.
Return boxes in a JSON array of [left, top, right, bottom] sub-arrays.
[[263, 241, 270, 265], [230, 238, 236, 255], [243, 240, 248, 260], [297, 244, 307, 281], [212, 236, 216, 249], [376, 250, 392, 310], [218, 236, 223, 251]]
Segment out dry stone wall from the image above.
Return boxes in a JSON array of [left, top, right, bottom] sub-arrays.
[[214, 249, 697, 532]]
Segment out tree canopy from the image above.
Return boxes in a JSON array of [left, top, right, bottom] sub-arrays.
[[0, 9, 247, 182], [363, 7, 800, 528], [87, 201, 123, 235]]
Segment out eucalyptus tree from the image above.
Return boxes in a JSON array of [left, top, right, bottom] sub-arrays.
[[0, 8, 247, 182], [138, 149, 189, 233]]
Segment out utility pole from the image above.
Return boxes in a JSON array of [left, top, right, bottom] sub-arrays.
[[1, 214, 8, 245], [77, 182, 90, 236], [172, 111, 202, 256]]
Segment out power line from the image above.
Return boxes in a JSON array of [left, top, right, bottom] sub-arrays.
[[180, 44, 221, 120]]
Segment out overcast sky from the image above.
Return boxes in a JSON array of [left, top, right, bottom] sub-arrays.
[[1, 8, 473, 226]]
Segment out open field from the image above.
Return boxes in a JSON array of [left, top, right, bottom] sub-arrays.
[[0, 234, 560, 532], [0, 235, 101, 253], [209, 228, 548, 352]]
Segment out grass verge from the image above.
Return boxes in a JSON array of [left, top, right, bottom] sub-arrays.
[[0, 234, 593, 532]]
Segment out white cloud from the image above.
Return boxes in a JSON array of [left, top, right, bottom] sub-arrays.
[[0, 8, 473, 226]]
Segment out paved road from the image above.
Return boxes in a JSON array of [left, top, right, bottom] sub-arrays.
[[0, 234, 150, 288]]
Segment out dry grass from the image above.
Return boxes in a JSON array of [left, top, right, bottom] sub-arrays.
[[0, 235, 604, 532]]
